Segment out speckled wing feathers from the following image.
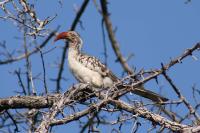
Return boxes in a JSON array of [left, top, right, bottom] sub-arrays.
[[77, 53, 118, 82]]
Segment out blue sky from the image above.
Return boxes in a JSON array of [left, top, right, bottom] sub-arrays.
[[1, 0, 200, 132]]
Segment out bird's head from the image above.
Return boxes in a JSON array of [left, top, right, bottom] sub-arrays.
[[54, 31, 82, 50]]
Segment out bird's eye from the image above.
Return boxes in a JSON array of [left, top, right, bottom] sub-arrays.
[[71, 36, 75, 40]]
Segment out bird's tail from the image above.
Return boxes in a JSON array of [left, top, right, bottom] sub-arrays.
[[117, 84, 168, 102], [131, 86, 168, 102]]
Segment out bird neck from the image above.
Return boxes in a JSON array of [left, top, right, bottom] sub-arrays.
[[68, 41, 82, 58], [68, 47, 79, 58]]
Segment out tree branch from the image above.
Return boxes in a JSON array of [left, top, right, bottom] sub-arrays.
[[0, 30, 57, 65], [110, 99, 189, 132], [100, 0, 134, 74]]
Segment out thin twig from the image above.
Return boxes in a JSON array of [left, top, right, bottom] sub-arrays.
[[38, 48, 48, 94], [162, 68, 200, 122], [15, 69, 27, 95], [0, 30, 57, 65], [23, 30, 36, 95], [5, 110, 19, 132]]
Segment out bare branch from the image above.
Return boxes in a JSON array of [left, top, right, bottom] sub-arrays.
[[50, 100, 108, 126], [0, 29, 57, 65], [100, 0, 134, 74], [162, 70, 200, 122], [38, 48, 48, 94], [110, 99, 189, 132]]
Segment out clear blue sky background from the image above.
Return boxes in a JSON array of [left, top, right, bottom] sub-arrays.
[[1, 0, 200, 132]]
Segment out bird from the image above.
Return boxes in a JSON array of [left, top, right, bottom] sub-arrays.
[[54, 31, 168, 102]]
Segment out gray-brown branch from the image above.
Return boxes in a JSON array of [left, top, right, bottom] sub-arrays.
[[100, 0, 134, 74]]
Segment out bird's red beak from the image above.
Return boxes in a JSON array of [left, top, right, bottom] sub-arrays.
[[54, 32, 69, 42]]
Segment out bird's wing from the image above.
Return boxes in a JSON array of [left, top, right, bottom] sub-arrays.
[[77, 54, 168, 102], [77, 53, 118, 82]]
